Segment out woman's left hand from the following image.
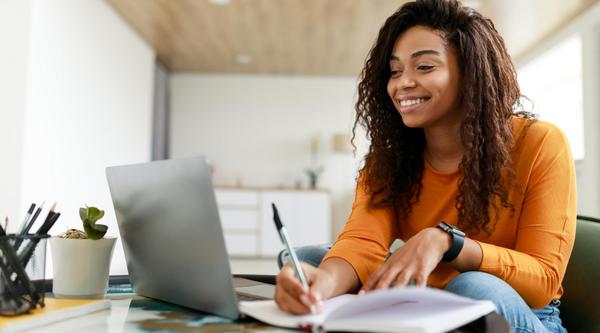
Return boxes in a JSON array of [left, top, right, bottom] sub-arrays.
[[360, 227, 451, 292]]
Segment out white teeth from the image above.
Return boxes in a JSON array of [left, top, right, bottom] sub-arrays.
[[400, 98, 427, 107]]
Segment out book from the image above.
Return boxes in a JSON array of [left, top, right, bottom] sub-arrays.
[[240, 286, 496, 333], [0, 298, 111, 333]]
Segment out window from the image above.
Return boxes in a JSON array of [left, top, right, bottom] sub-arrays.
[[517, 34, 584, 160]]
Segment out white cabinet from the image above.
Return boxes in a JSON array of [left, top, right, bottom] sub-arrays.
[[259, 191, 331, 256], [215, 189, 259, 256], [215, 188, 331, 257]]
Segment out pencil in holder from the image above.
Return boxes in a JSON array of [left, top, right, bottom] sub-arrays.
[[0, 234, 49, 316]]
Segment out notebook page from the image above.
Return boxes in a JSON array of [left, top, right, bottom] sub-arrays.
[[239, 293, 356, 329], [324, 289, 496, 333], [325, 301, 495, 333], [325, 286, 487, 321]]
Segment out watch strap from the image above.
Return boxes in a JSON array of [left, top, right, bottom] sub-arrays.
[[437, 222, 465, 262]]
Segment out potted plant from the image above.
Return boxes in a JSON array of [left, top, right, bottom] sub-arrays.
[[305, 134, 325, 189], [50, 206, 116, 299]]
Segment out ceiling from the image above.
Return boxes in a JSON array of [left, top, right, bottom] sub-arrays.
[[107, 0, 598, 76]]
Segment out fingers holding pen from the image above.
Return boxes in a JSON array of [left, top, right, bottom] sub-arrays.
[[299, 262, 324, 311], [275, 262, 322, 314], [277, 265, 309, 296], [275, 285, 312, 314]]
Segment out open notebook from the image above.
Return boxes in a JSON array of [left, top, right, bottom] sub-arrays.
[[240, 287, 496, 333]]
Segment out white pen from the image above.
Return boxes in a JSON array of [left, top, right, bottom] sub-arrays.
[[272, 203, 316, 313]]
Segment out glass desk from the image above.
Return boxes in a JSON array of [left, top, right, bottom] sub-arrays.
[[18, 275, 289, 333], [34, 293, 294, 333], [22, 275, 510, 333]]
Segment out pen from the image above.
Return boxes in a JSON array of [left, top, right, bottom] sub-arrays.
[[20, 211, 61, 267], [34, 202, 58, 235], [271, 203, 310, 290], [17, 203, 36, 234], [15, 202, 45, 251], [0, 223, 38, 306], [20, 201, 44, 235]]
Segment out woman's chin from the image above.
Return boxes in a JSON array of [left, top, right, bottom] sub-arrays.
[[399, 114, 425, 128]]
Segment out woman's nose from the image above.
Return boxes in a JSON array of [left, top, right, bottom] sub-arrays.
[[400, 74, 417, 89]]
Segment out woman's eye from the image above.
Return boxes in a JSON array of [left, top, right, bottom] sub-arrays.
[[417, 65, 434, 71], [390, 70, 402, 77]]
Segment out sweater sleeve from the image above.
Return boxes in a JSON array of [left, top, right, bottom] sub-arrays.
[[323, 180, 399, 285], [477, 125, 577, 308]]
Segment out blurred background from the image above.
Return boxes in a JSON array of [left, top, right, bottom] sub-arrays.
[[1, 0, 599, 276]]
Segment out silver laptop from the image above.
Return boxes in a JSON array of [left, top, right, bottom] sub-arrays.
[[105, 157, 274, 319]]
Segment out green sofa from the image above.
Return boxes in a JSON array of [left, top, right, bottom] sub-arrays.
[[560, 215, 600, 332]]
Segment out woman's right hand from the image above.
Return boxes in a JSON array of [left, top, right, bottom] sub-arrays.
[[274, 262, 335, 314]]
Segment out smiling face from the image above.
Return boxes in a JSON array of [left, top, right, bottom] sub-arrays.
[[387, 26, 463, 129]]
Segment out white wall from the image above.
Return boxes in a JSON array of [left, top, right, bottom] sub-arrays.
[[18, 0, 155, 275], [0, 0, 32, 228], [516, 2, 600, 217], [170, 74, 366, 235]]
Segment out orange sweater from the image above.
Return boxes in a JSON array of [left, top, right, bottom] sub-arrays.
[[324, 117, 577, 308]]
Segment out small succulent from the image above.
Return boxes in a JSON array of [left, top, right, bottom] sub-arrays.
[[61, 206, 108, 240], [80, 206, 108, 240]]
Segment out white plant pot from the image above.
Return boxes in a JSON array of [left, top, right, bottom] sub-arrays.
[[50, 237, 116, 299]]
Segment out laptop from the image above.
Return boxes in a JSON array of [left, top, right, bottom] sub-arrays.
[[105, 156, 274, 319]]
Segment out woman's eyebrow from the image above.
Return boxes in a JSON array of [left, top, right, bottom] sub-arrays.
[[390, 49, 441, 62], [411, 49, 441, 59]]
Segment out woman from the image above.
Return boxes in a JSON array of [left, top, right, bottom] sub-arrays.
[[275, 0, 576, 332]]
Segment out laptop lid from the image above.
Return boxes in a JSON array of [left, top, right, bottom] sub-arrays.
[[105, 157, 240, 319]]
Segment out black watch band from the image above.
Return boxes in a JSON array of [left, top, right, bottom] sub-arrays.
[[436, 222, 465, 262]]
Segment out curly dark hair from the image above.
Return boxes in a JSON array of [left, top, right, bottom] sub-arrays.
[[353, 0, 534, 234]]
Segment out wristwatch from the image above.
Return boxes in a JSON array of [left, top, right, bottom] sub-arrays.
[[436, 221, 465, 262]]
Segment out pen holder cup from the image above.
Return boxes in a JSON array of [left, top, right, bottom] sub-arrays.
[[0, 234, 49, 316]]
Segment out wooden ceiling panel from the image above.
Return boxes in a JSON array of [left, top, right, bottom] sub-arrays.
[[107, 0, 405, 75], [107, 0, 598, 75]]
